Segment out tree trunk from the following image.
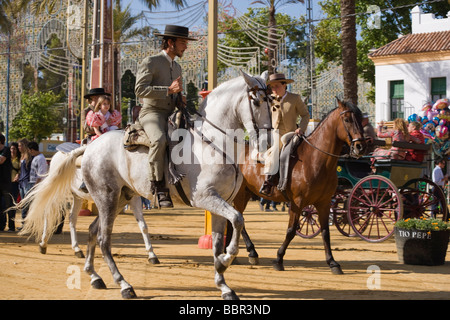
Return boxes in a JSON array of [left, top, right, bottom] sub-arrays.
[[340, 0, 358, 105]]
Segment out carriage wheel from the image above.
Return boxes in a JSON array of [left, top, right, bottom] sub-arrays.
[[348, 175, 403, 242], [295, 205, 321, 239], [399, 178, 448, 222], [331, 189, 357, 237]]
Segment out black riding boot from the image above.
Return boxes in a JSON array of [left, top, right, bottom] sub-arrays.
[[259, 175, 276, 196], [152, 180, 173, 208]]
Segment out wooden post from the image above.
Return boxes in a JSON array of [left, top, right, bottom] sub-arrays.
[[199, 2, 217, 247]]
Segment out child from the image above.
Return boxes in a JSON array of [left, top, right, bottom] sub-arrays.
[[406, 121, 425, 162], [372, 118, 409, 160], [85, 95, 122, 141]]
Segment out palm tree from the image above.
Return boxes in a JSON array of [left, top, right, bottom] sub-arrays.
[[251, 0, 304, 74], [340, 0, 357, 105], [138, 0, 186, 11]]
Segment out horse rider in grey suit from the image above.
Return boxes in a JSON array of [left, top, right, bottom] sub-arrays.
[[135, 25, 197, 208]]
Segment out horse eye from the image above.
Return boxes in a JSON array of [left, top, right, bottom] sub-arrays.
[[253, 99, 261, 107]]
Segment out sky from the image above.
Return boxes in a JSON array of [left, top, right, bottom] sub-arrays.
[[123, 0, 324, 31]]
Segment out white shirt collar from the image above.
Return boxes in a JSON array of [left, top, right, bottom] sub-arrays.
[[162, 50, 174, 65]]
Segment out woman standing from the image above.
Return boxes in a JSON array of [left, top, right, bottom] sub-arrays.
[[17, 139, 33, 225], [9, 142, 20, 231]]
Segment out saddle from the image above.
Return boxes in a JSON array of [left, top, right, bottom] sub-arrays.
[[122, 108, 192, 206], [123, 121, 151, 150], [277, 132, 303, 192]]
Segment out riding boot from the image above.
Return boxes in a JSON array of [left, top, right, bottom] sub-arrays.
[[259, 175, 276, 196], [152, 180, 173, 208]]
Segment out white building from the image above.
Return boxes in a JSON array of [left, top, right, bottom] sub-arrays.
[[368, 6, 450, 123]]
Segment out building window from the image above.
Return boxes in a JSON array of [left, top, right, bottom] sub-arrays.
[[431, 77, 446, 102], [390, 80, 404, 120]]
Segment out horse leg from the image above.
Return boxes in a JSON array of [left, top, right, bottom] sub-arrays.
[[39, 220, 49, 254], [212, 214, 239, 300], [69, 197, 84, 258], [129, 196, 159, 264], [84, 216, 107, 290], [194, 193, 243, 300], [230, 186, 259, 265], [96, 196, 137, 299], [316, 203, 343, 275], [273, 202, 301, 271]]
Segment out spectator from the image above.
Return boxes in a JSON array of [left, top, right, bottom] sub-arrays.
[[372, 118, 409, 161], [362, 113, 376, 154], [0, 133, 13, 232], [28, 141, 48, 187], [432, 158, 447, 218], [17, 138, 33, 225], [9, 142, 20, 231], [406, 121, 425, 162]]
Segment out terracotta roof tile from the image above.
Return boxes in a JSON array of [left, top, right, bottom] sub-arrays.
[[369, 30, 450, 57]]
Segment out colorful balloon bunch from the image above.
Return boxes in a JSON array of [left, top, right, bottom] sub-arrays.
[[411, 98, 450, 143]]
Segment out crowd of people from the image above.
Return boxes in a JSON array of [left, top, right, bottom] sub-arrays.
[[0, 135, 48, 232]]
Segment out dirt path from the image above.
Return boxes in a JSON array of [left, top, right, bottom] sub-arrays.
[[0, 201, 449, 300]]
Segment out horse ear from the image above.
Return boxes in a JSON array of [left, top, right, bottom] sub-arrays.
[[336, 96, 343, 106], [241, 70, 255, 88], [260, 70, 269, 82]]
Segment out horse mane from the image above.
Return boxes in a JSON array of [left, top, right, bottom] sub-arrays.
[[307, 99, 363, 138], [198, 76, 246, 113]]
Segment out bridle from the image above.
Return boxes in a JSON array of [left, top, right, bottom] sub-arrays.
[[301, 108, 365, 158]]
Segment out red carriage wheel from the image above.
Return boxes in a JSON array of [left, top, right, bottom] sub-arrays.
[[296, 205, 321, 238], [399, 178, 448, 222], [347, 175, 403, 242], [331, 189, 357, 237]]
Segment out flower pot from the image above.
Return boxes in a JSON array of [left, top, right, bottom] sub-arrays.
[[395, 227, 449, 266]]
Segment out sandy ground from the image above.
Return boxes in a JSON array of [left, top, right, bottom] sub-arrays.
[[0, 201, 449, 301]]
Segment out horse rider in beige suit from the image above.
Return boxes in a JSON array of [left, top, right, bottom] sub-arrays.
[[135, 25, 196, 207], [259, 73, 310, 196]]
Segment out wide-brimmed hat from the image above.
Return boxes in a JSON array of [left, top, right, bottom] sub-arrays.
[[155, 25, 197, 41], [84, 88, 111, 99], [267, 73, 294, 85]]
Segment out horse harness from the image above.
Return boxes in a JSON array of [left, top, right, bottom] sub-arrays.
[[168, 84, 273, 207]]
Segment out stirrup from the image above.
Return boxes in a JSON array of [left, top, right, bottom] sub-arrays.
[[156, 191, 173, 208]]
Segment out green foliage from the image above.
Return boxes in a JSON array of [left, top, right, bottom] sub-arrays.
[[395, 218, 448, 232], [315, 0, 450, 86], [218, 7, 307, 72], [9, 92, 62, 142]]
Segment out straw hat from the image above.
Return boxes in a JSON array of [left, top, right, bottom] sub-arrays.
[[267, 73, 294, 85]]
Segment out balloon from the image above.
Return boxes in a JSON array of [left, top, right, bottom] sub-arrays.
[[433, 98, 449, 110], [422, 103, 432, 111], [435, 125, 449, 139]]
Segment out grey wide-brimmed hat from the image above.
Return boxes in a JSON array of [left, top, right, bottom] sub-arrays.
[[267, 73, 294, 85], [84, 88, 111, 99], [155, 25, 197, 41]]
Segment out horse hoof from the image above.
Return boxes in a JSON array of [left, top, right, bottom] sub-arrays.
[[91, 279, 107, 290], [148, 257, 160, 265], [248, 256, 259, 265], [272, 261, 284, 271], [222, 290, 239, 300], [39, 245, 47, 254], [74, 250, 85, 259], [121, 287, 137, 299], [331, 266, 344, 275]]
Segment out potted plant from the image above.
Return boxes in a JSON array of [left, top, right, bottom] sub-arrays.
[[395, 218, 449, 266]]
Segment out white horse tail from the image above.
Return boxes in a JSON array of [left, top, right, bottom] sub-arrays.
[[19, 146, 87, 241]]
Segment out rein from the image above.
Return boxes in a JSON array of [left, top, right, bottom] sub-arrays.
[[300, 109, 363, 159]]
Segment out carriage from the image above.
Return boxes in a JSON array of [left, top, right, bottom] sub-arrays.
[[297, 140, 449, 242]]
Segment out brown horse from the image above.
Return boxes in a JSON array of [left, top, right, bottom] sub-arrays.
[[230, 98, 366, 274]]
